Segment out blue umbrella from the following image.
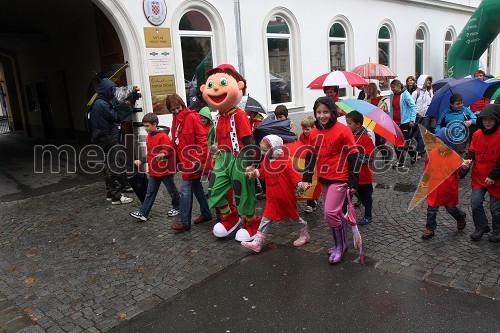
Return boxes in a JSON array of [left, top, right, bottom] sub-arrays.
[[426, 78, 499, 118], [432, 78, 455, 92]]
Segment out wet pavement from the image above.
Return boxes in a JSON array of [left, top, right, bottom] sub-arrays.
[[0, 133, 499, 332], [109, 246, 500, 333]]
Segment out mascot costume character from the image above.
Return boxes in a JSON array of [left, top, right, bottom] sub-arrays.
[[200, 64, 261, 241]]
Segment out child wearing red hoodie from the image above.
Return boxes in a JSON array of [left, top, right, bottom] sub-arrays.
[[463, 104, 500, 242], [242, 135, 311, 253], [129, 113, 180, 221], [299, 115, 317, 213], [345, 111, 375, 226]]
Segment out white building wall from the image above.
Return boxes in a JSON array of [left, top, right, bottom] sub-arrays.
[[110, 0, 497, 127]]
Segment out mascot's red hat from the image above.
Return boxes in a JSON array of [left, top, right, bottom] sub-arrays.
[[206, 64, 238, 77]]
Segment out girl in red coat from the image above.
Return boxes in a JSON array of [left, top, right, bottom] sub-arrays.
[[421, 128, 468, 239], [241, 135, 311, 253]]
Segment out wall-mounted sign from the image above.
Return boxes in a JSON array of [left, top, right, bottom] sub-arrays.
[[143, 0, 167, 26], [150, 75, 176, 115], [144, 27, 171, 48], [147, 48, 174, 76]]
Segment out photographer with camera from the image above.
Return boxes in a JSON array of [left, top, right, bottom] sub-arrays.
[[90, 78, 133, 205]]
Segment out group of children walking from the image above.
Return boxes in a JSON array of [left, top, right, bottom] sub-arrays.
[[126, 63, 499, 268]]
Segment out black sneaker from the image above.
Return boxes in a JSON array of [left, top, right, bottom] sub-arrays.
[[489, 231, 500, 243], [470, 226, 491, 241]]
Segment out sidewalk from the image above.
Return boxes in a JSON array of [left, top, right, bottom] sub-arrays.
[[0, 137, 498, 332]]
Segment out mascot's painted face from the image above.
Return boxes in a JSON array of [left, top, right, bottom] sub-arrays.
[[200, 72, 245, 113]]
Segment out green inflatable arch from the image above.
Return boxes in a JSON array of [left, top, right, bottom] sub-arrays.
[[446, 0, 500, 78]]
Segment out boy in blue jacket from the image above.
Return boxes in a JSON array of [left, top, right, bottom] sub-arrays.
[[436, 93, 476, 153]]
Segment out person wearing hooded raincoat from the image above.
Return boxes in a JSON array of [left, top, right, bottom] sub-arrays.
[[305, 96, 359, 264], [241, 135, 311, 253], [90, 78, 133, 205], [463, 104, 500, 242], [420, 128, 468, 239], [412, 74, 434, 130], [410, 74, 432, 156]]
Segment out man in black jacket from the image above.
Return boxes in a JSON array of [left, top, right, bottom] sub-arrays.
[[90, 78, 133, 205]]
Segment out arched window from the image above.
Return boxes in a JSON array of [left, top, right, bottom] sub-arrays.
[[378, 26, 391, 68], [415, 27, 426, 78], [444, 29, 455, 76], [378, 24, 392, 90], [329, 21, 350, 96], [267, 16, 292, 104], [179, 10, 214, 105], [329, 22, 347, 71]]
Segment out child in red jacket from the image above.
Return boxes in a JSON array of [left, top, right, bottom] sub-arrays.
[[242, 135, 311, 253], [345, 111, 375, 225], [421, 128, 468, 239], [130, 113, 180, 222], [299, 115, 317, 213], [463, 104, 500, 242]]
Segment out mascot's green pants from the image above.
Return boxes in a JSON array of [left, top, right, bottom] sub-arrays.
[[208, 151, 255, 216]]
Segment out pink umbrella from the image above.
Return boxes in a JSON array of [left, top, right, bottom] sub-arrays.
[[351, 63, 397, 80], [307, 70, 368, 89]]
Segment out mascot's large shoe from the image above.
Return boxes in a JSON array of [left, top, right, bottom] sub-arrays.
[[235, 216, 261, 242], [213, 205, 241, 238]]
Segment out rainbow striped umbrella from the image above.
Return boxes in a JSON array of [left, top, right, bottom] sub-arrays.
[[336, 99, 406, 147], [351, 63, 397, 80]]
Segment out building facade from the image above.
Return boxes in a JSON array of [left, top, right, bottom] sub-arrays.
[[0, 0, 497, 140]]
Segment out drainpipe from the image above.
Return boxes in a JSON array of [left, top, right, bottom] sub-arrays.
[[234, 0, 245, 76]]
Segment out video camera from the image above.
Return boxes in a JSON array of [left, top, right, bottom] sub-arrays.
[[113, 86, 142, 121]]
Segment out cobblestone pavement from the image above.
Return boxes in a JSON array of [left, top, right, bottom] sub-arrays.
[[0, 157, 499, 332]]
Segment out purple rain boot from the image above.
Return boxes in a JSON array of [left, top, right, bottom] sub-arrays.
[[329, 226, 345, 264], [327, 222, 348, 256]]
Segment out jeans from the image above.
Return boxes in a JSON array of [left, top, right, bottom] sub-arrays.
[[140, 175, 180, 217], [395, 123, 417, 165], [180, 177, 212, 227], [471, 187, 500, 232], [426, 205, 466, 231]]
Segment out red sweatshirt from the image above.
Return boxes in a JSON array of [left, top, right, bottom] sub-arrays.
[[469, 128, 500, 197], [171, 107, 208, 180], [310, 122, 358, 182], [354, 131, 374, 185], [145, 132, 175, 177]]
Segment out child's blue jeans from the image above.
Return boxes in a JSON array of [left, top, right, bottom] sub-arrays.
[[140, 175, 180, 217], [471, 187, 500, 233]]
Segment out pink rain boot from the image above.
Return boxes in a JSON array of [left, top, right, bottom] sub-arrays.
[[329, 226, 345, 264], [293, 225, 310, 247], [241, 231, 267, 253]]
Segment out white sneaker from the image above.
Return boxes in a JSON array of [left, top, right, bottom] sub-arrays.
[[111, 195, 133, 205], [130, 211, 147, 221], [167, 209, 179, 217], [304, 206, 316, 213]]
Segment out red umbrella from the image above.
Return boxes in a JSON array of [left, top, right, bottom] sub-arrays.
[[307, 70, 368, 89], [351, 62, 397, 80]]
